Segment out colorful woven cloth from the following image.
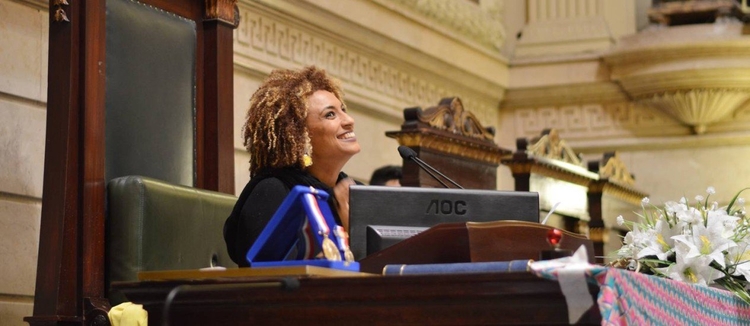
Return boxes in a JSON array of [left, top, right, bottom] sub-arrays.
[[531, 247, 750, 325]]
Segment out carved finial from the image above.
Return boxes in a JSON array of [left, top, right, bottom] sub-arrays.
[[410, 97, 495, 141], [597, 152, 636, 186], [53, 0, 70, 23], [525, 129, 583, 166], [205, 0, 240, 28]]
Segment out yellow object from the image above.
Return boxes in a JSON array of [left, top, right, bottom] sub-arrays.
[[303, 153, 313, 167], [108, 302, 148, 326]]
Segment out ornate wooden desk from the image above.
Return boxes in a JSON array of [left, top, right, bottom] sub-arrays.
[[114, 270, 600, 325]]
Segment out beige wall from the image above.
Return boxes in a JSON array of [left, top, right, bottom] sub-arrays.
[[0, 1, 47, 325]]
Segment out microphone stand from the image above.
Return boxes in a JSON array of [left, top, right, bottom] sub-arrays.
[[411, 156, 463, 189], [410, 158, 452, 188], [397, 146, 464, 189]]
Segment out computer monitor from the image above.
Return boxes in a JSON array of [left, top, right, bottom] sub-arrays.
[[348, 185, 540, 260]]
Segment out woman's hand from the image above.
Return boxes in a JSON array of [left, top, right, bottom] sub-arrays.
[[333, 177, 355, 232]]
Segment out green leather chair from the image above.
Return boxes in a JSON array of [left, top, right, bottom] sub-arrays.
[[106, 175, 238, 302]]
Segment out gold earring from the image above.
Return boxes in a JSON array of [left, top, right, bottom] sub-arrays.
[[303, 137, 313, 167]]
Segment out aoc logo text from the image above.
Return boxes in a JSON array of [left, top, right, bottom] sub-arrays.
[[425, 199, 467, 215]]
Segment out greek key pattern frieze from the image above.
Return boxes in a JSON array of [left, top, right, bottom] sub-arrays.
[[513, 102, 678, 139], [233, 5, 495, 119]]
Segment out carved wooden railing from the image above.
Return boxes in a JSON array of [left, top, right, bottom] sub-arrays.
[[386, 97, 510, 190]]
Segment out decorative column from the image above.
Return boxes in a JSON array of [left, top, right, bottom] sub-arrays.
[[515, 0, 617, 57]]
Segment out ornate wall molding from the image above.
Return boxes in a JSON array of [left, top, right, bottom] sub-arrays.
[[603, 21, 750, 135], [618, 69, 750, 98], [512, 102, 684, 140], [379, 0, 506, 51], [501, 82, 628, 108], [510, 101, 750, 153], [233, 2, 500, 126], [639, 88, 750, 134]]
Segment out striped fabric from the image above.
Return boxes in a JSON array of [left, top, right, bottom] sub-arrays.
[[533, 264, 750, 325]]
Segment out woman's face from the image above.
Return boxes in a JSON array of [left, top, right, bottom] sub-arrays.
[[305, 90, 360, 165]]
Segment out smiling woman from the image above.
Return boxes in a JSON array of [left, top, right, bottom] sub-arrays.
[[223, 66, 361, 267]]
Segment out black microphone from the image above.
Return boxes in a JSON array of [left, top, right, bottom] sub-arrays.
[[397, 146, 464, 189]]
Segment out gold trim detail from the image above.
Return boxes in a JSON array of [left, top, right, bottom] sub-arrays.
[[602, 182, 648, 206], [53, 0, 70, 23], [529, 164, 594, 187], [416, 97, 495, 141], [596, 152, 635, 186], [389, 132, 509, 165], [386, 97, 510, 165], [205, 0, 239, 27], [526, 129, 583, 166], [588, 227, 608, 243]]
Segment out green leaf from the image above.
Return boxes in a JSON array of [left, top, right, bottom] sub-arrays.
[[716, 277, 750, 305], [727, 187, 750, 215]]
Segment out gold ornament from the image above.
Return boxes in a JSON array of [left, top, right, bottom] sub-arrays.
[[303, 134, 313, 167], [321, 235, 342, 261]]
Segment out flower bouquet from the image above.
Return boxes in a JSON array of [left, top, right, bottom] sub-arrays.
[[612, 187, 750, 303]]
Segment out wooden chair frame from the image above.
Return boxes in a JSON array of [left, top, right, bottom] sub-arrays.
[[26, 1, 237, 325]]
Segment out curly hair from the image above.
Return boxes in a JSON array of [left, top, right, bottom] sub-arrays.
[[243, 66, 344, 177]]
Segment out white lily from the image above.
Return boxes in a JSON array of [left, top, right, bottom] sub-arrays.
[[672, 223, 736, 268], [657, 243, 722, 286], [706, 208, 739, 239], [615, 187, 750, 304], [637, 219, 679, 261]]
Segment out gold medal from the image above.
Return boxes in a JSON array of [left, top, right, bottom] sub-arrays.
[[304, 193, 343, 261], [321, 235, 342, 261], [333, 226, 354, 262]]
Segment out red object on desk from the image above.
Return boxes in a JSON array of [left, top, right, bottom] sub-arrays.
[[547, 228, 563, 248]]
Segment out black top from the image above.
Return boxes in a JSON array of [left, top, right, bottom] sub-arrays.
[[223, 167, 350, 266]]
